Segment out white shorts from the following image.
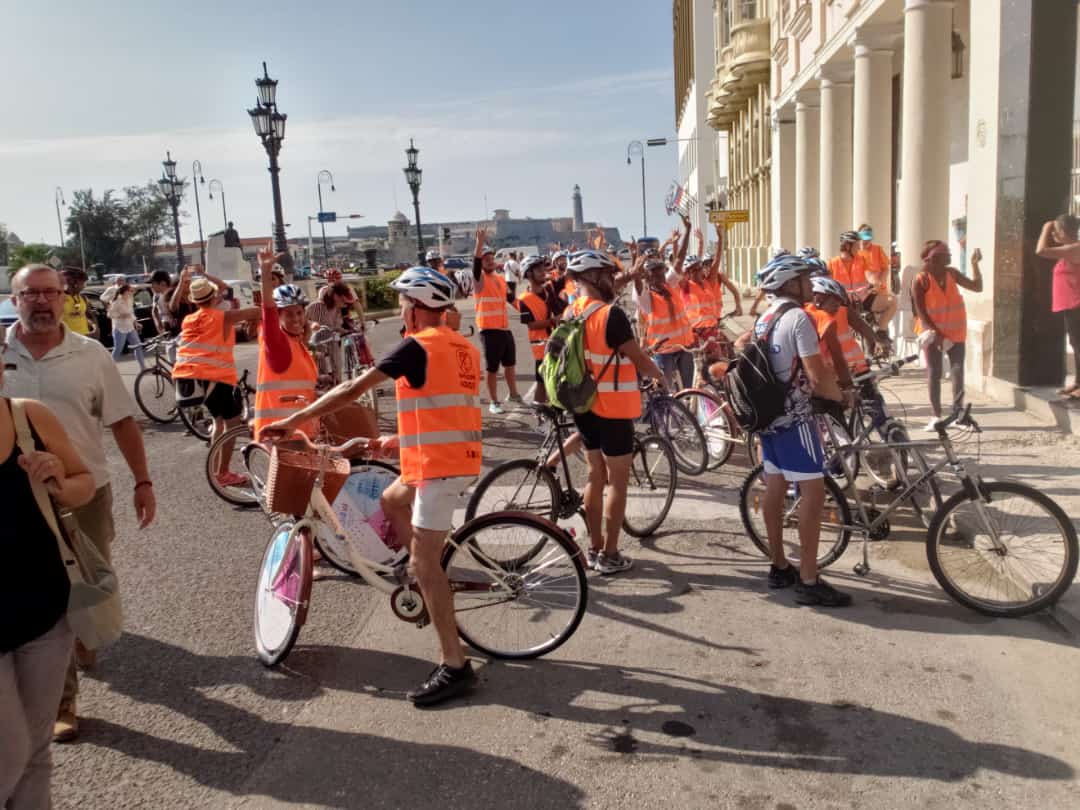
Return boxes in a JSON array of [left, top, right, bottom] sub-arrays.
[[410, 476, 476, 531]]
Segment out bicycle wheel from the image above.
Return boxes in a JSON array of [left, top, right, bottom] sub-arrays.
[[623, 434, 678, 538], [465, 459, 560, 523], [926, 482, 1079, 617], [443, 511, 587, 659], [206, 424, 259, 507], [860, 416, 905, 489], [178, 401, 213, 442], [738, 462, 852, 569], [134, 368, 178, 423], [243, 442, 273, 514], [314, 460, 402, 576], [819, 413, 859, 488], [253, 521, 313, 666], [653, 396, 708, 476], [675, 388, 736, 470]]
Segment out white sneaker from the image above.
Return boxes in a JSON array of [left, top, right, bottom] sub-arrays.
[[923, 418, 940, 433], [489, 402, 505, 415], [507, 394, 524, 406], [595, 551, 633, 575]]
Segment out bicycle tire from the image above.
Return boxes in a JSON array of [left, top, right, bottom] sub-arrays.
[[178, 401, 213, 442], [134, 367, 178, 423], [674, 388, 736, 470], [243, 442, 273, 515], [623, 434, 678, 538], [465, 459, 561, 523], [313, 460, 401, 577], [926, 481, 1079, 617], [820, 413, 859, 488], [442, 511, 587, 659], [860, 416, 904, 489], [206, 424, 259, 507], [738, 462, 853, 569], [653, 396, 709, 476], [253, 521, 313, 667]]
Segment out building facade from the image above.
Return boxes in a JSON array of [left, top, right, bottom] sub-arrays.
[[706, 0, 774, 286], [674, 0, 721, 238], [770, 0, 1079, 398]]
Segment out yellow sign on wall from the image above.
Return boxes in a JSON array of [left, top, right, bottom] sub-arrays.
[[709, 209, 750, 227]]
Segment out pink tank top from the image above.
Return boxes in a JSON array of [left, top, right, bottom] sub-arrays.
[[1052, 259, 1080, 312]]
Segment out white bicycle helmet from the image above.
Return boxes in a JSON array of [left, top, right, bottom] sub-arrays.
[[811, 275, 850, 302], [840, 230, 861, 245], [797, 246, 820, 260], [521, 255, 549, 278], [772, 248, 792, 259], [756, 255, 813, 292], [806, 256, 829, 277], [391, 266, 455, 309], [684, 254, 701, 267], [273, 284, 308, 308], [567, 250, 617, 275], [425, 249, 443, 262]]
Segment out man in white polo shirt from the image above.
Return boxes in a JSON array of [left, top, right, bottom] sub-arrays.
[[1, 264, 156, 742]]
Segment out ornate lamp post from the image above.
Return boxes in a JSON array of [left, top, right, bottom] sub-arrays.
[[208, 179, 227, 229], [54, 186, 66, 247], [317, 169, 335, 266], [626, 140, 647, 237], [403, 139, 424, 263], [158, 151, 186, 272], [192, 160, 207, 266], [248, 62, 289, 264]]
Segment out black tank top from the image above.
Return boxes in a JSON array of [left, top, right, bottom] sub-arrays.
[[0, 400, 70, 652]]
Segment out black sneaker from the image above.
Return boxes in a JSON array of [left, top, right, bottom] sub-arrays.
[[407, 662, 477, 707], [767, 563, 798, 589], [795, 577, 853, 607]]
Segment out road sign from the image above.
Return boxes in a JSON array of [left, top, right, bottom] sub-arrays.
[[317, 211, 337, 223], [709, 209, 749, 227]]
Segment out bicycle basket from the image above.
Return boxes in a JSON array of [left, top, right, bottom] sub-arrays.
[[265, 443, 351, 515]]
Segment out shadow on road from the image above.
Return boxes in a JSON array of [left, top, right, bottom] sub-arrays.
[[84, 634, 585, 809]]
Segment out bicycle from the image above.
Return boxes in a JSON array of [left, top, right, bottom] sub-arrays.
[[674, 318, 742, 470], [465, 403, 678, 539], [175, 369, 255, 443], [739, 405, 1078, 617], [133, 336, 179, 423], [639, 380, 708, 476], [253, 434, 589, 666]]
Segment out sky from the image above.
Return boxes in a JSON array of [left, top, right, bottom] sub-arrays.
[[1, 0, 685, 254]]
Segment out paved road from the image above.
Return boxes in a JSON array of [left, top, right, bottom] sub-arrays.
[[52, 299, 1080, 809]]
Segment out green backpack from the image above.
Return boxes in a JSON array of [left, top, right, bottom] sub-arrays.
[[541, 301, 619, 413]]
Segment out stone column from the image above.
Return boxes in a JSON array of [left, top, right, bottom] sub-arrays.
[[897, 0, 953, 302], [772, 112, 797, 253], [795, 94, 820, 251], [819, 74, 854, 254], [852, 32, 896, 247]]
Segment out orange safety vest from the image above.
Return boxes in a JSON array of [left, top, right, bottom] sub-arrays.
[[829, 254, 870, 295], [475, 272, 509, 330], [806, 304, 868, 375], [395, 326, 483, 483], [571, 297, 640, 420], [684, 279, 719, 329], [916, 272, 967, 343], [644, 286, 693, 352], [858, 243, 890, 294], [253, 331, 318, 441], [173, 307, 238, 384], [516, 290, 549, 361]]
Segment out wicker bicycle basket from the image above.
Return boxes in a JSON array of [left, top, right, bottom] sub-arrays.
[[265, 443, 351, 516]]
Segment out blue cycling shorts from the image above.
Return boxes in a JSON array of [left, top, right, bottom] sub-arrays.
[[760, 420, 824, 481]]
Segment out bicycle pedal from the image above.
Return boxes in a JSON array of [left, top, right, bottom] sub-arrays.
[[415, 612, 430, 629]]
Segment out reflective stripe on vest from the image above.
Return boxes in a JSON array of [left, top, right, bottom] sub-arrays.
[[645, 287, 693, 351], [475, 273, 509, 330], [395, 326, 483, 483], [573, 296, 640, 420], [517, 291, 548, 360], [684, 280, 719, 329], [253, 330, 318, 441], [830, 255, 869, 294], [172, 307, 238, 384], [916, 273, 967, 343], [835, 307, 869, 374]]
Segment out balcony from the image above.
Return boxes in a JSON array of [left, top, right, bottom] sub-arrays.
[[708, 3, 771, 130]]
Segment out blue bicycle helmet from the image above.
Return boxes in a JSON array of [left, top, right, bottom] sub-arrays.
[[273, 284, 308, 309]]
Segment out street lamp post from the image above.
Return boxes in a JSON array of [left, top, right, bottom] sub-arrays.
[[192, 160, 207, 266], [316, 169, 334, 267], [208, 179, 227, 229], [626, 141, 647, 237], [403, 139, 424, 264], [248, 62, 289, 263], [158, 151, 186, 272], [54, 187, 66, 247]]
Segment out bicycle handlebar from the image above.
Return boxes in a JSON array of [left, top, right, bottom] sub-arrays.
[[274, 431, 374, 458], [854, 354, 919, 385]]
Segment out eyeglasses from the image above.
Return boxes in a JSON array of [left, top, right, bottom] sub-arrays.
[[18, 288, 63, 302]]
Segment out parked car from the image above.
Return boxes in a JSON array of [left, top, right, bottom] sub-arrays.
[[443, 257, 469, 270]]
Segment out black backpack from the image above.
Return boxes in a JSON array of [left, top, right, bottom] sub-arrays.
[[722, 303, 801, 433]]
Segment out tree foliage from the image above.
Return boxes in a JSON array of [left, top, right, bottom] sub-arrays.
[[7, 242, 53, 276], [123, 182, 177, 264]]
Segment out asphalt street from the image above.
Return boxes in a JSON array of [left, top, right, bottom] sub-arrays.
[[51, 297, 1080, 810]]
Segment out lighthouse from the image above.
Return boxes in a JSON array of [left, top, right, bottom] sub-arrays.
[[572, 185, 584, 231]]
